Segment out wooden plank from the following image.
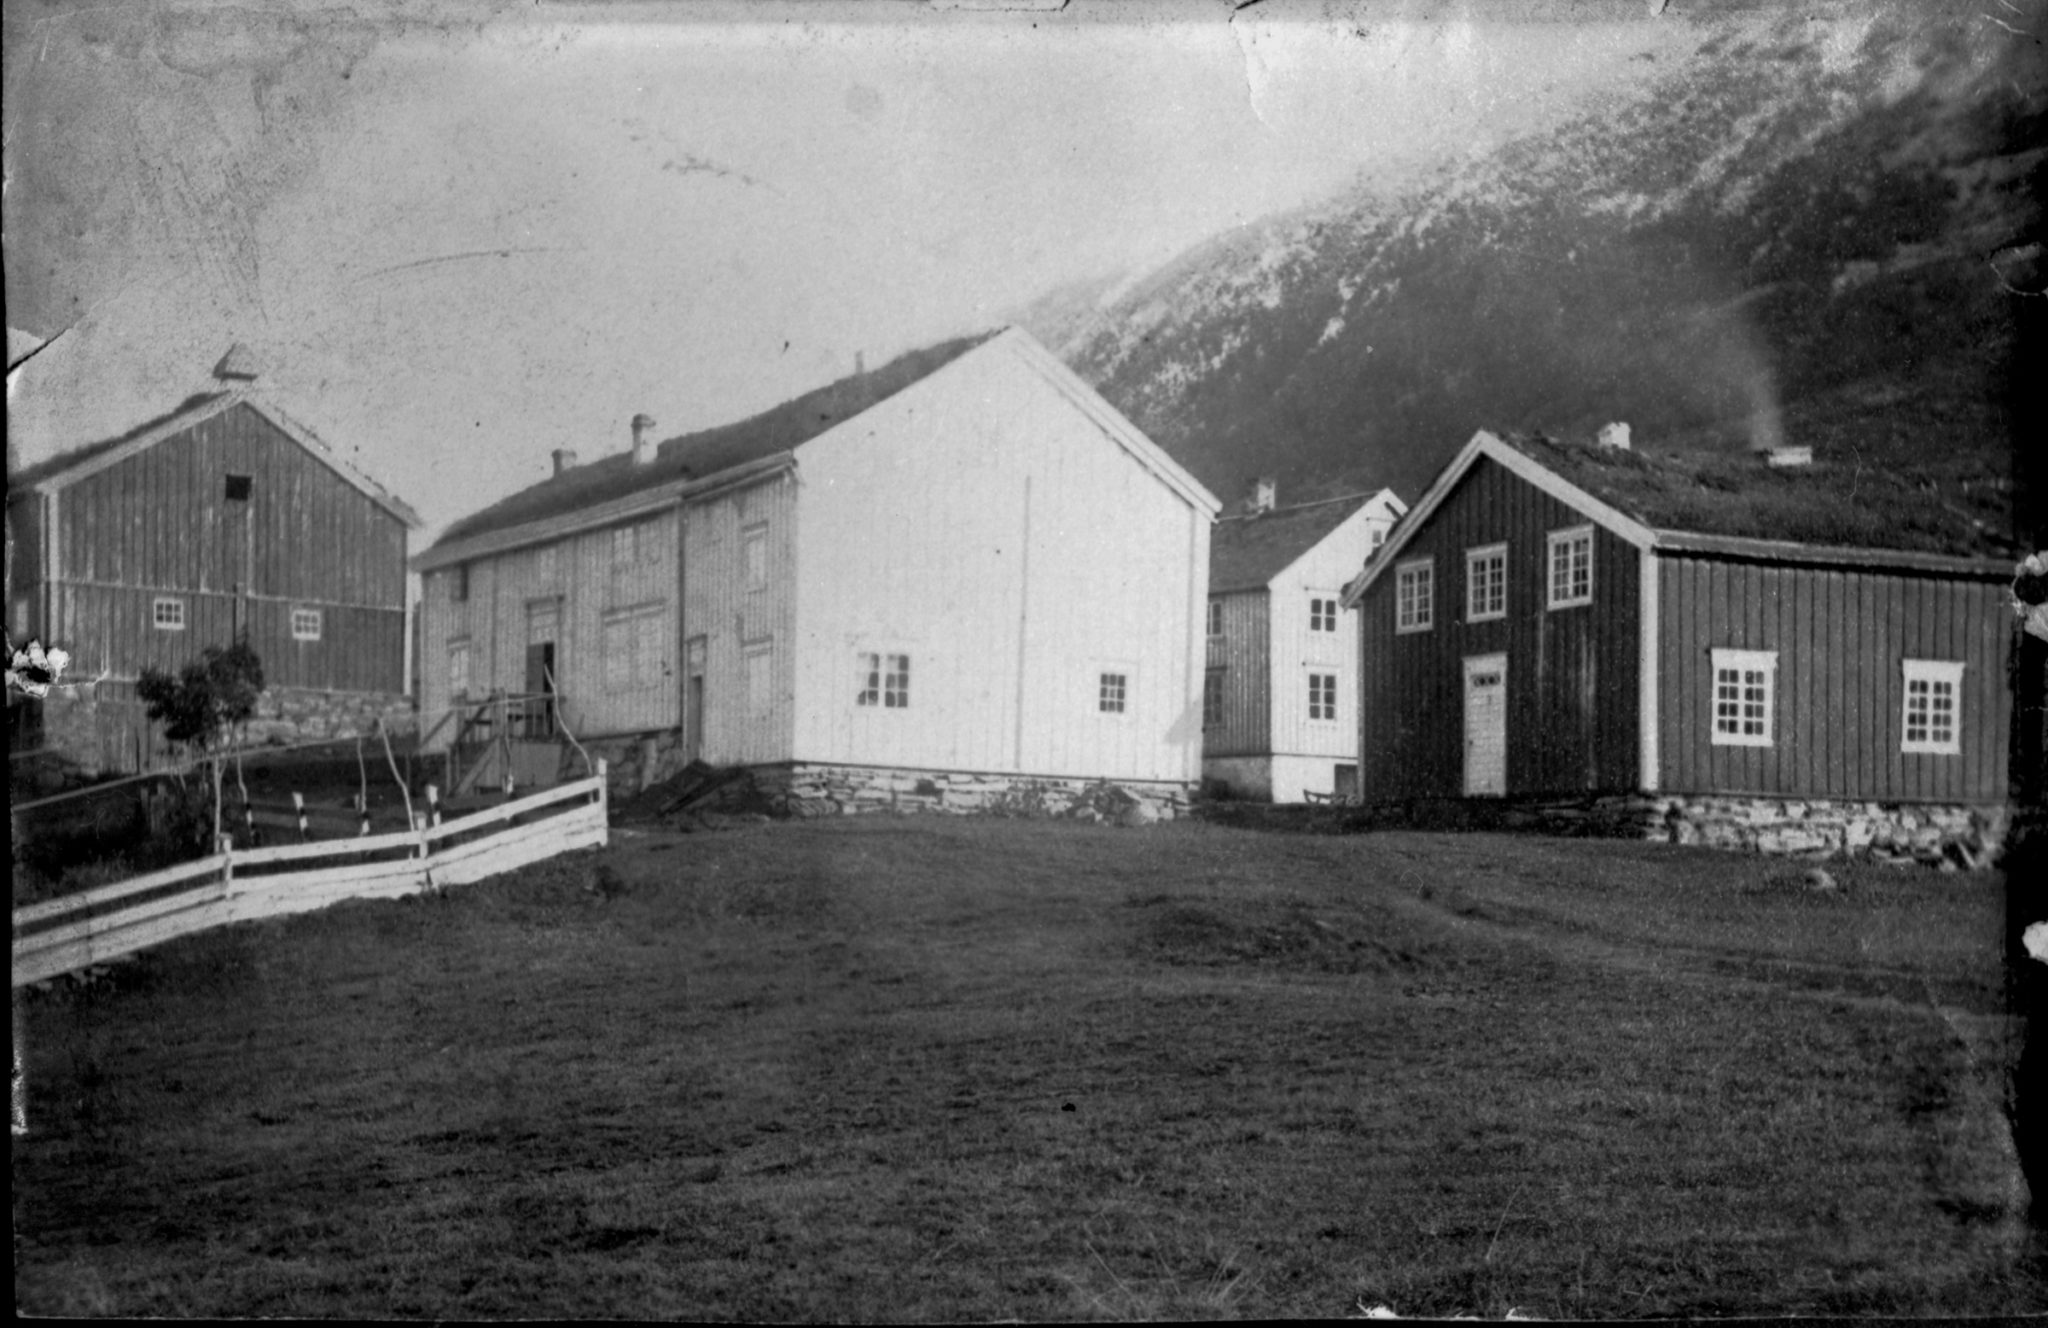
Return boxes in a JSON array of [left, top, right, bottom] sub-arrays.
[[13, 901, 230, 987], [232, 826, 423, 868], [17, 881, 231, 955], [12, 854, 229, 928]]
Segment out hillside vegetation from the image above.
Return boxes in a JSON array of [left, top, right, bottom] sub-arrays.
[[1024, 4, 2039, 537]]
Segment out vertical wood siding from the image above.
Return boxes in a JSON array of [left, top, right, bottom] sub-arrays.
[[43, 403, 407, 692], [418, 508, 683, 747], [1202, 590, 1270, 758], [1356, 457, 1640, 801], [1266, 505, 1384, 769], [792, 342, 1206, 783], [1657, 555, 2010, 801], [682, 476, 797, 767]]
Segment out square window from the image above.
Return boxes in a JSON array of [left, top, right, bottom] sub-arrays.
[[1308, 671, 1338, 721], [152, 597, 186, 631], [1901, 659, 1964, 754], [1309, 597, 1340, 632], [1396, 559, 1434, 633], [1547, 527, 1594, 609], [1709, 648, 1776, 746], [1099, 672, 1127, 714], [1203, 669, 1224, 728], [224, 474, 252, 502], [290, 607, 322, 641], [857, 652, 910, 708], [1465, 545, 1507, 622]]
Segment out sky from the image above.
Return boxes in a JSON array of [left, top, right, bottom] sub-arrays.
[[3, 0, 1704, 548]]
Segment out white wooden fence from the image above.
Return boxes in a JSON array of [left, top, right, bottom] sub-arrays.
[[12, 765, 610, 989]]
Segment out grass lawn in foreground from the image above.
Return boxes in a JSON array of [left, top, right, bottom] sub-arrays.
[[12, 818, 2043, 1319]]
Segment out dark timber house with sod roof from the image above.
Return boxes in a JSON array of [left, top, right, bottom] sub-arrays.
[[1340, 427, 2015, 860], [7, 350, 422, 777]]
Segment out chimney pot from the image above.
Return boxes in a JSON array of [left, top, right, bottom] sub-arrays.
[[1598, 421, 1632, 451], [1249, 476, 1277, 515], [212, 343, 260, 382], [630, 413, 657, 466], [551, 447, 579, 477]]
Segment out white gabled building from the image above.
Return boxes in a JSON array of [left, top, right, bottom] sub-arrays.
[[1201, 484, 1407, 803], [413, 326, 1220, 816]]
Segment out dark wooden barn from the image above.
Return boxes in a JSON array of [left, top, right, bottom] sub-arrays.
[[8, 364, 420, 773], [1341, 430, 2013, 815]]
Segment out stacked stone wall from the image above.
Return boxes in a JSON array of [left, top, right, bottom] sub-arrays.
[[242, 688, 415, 747], [755, 763, 1192, 824]]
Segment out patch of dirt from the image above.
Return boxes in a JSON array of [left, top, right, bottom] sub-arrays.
[[1131, 897, 1430, 976]]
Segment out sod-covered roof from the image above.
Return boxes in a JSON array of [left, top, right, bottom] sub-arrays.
[[1491, 430, 2014, 561], [1210, 497, 1373, 593], [433, 330, 1002, 549]]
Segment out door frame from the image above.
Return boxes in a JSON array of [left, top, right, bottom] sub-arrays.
[[1462, 652, 1508, 798]]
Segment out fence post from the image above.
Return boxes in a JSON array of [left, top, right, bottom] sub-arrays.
[[426, 783, 442, 826], [218, 833, 235, 904], [503, 771, 516, 802], [357, 795, 371, 838], [293, 791, 308, 843], [596, 758, 609, 821]]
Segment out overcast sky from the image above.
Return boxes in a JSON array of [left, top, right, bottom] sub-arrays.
[[4, 0, 1703, 546]]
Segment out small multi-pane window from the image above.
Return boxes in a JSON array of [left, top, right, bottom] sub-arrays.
[[857, 652, 910, 708], [1207, 600, 1224, 639], [1308, 672, 1338, 721], [611, 525, 638, 566], [1901, 659, 1964, 754], [1369, 527, 1386, 551], [1203, 669, 1225, 728], [1395, 559, 1434, 633], [1709, 648, 1776, 746], [742, 525, 769, 591], [1099, 672, 1128, 715], [1465, 544, 1507, 622], [1547, 526, 1594, 609], [1309, 596, 1339, 632], [152, 597, 186, 630], [290, 607, 322, 641], [452, 564, 470, 603], [448, 640, 472, 699]]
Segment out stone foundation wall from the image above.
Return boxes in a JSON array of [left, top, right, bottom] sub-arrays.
[[755, 763, 1193, 824], [242, 688, 415, 748], [23, 685, 413, 779]]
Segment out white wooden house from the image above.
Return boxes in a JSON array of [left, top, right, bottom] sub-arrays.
[[412, 327, 1220, 815], [1202, 485, 1406, 803]]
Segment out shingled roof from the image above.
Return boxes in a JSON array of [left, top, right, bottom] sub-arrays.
[[1211, 496, 1379, 593], [1490, 431, 2012, 561], [433, 330, 1002, 549]]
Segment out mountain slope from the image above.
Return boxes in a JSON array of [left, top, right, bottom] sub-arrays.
[[1021, 4, 2041, 545]]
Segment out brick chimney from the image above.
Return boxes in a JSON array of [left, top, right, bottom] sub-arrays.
[[1598, 421, 1632, 451], [551, 447, 578, 477], [212, 343, 260, 383], [630, 413, 657, 466], [1249, 476, 1277, 515]]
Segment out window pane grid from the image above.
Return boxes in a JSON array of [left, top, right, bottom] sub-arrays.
[[1098, 672, 1127, 714], [1396, 562, 1433, 632], [1547, 528, 1593, 608], [1466, 547, 1506, 621], [1901, 660, 1962, 753], [1308, 672, 1337, 721], [1309, 597, 1338, 632]]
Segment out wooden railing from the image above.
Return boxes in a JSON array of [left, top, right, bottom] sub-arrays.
[[12, 763, 609, 988]]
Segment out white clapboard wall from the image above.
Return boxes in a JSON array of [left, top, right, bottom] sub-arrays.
[[12, 766, 610, 988]]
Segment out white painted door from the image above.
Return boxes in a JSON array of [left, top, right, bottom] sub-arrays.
[[1463, 653, 1507, 797]]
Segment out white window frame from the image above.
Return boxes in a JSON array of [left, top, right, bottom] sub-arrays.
[[1307, 670, 1339, 723], [1547, 526, 1594, 609], [1709, 648, 1776, 747], [1097, 669, 1131, 717], [1395, 558, 1434, 634], [1465, 544, 1507, 623], [1308, 595, 1340, 633], [152, 596, 186, 631], [447, 639, 472, 701], [742, 524, 770, 592], [856, 651, 911, 709], [1901, 659, 1964, 755], [290, 607, 323, 641], [1206, 599, 1224, 640]]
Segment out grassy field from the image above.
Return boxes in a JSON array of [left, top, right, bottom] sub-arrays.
[[13, 817, 2043, 1319]]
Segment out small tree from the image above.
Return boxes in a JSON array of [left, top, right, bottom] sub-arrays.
[[137, 642, 265, 851]]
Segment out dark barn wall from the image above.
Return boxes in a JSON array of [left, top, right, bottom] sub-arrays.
[[1357, 457, 1640, 801], [1203, 588, 1271, 758], [48, 402, 408, 691], [1658, 555, 2010, 803]]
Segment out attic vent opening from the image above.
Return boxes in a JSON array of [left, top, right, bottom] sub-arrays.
[[225, 474, 253, 502]]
